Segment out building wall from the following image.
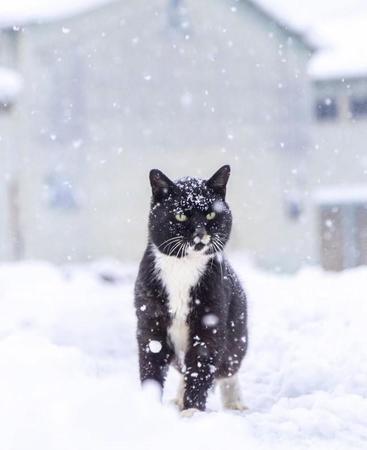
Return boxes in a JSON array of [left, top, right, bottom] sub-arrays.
[[312, 78, 367, 185], [0, 29, 22, 260], [311, 77, 367, 267], [10, 0, 312, 269], [0, 109, 12, 259]]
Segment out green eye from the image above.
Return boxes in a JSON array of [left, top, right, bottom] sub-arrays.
[[175, 213, 188, 222], [206, 211, 216, 220]]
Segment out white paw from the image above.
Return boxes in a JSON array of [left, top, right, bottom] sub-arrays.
[[223, 401, 248, 411], [169, 397, 184, 410], [181, 408, 200, 418]]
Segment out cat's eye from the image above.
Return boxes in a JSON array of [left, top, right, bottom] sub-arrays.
[[175, 213, 188, 222], [206, 211, 216, 220]]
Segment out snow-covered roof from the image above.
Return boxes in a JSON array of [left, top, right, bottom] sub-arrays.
[[252, 0, 310, 36], [0, 0, 112, 27], [253, 0, 367, 80], [245, 0, 313, 49], [314, 185, 367, 205], [308, 16, 367, 81], [0, 66, 22, 104]]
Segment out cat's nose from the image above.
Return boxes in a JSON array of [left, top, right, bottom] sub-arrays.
[[193, 226, 206, 240]]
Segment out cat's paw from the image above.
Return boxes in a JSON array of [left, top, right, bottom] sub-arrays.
[[169, 397, 184, 410], [223, 401, 248, 411], [181, 408, 200, 418]]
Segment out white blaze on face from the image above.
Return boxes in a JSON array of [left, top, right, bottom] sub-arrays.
[[202, 234, 210, 245], [194, 234, 210, 245]]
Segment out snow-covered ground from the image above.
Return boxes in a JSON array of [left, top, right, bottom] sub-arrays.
[[0, 258, 366, 450]]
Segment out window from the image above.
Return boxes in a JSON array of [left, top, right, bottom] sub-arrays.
[[0, 101, 13, 113], [167, 0, 191, 33], [350, 96, 367, 119], [315, 97, 338, 121], [284, 192, 303, 221], [44, 173, 79, 210]]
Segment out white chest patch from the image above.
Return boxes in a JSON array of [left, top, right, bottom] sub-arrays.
[[153, 246, 210, 364]]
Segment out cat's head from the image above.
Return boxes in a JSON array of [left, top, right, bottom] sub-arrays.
[[148, 165, 232, 257]]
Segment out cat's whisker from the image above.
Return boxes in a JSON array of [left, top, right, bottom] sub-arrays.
[[168, 242, 182, 257], [180, 242, 187, 259], [215, 234, 227, 246], [210, 243, 218, 255], [217, 236, 225, 245], [214, 242, 224, 252], [162, 239, 182, 253], [177, 242, 183, 259], [159, 238, 180, 248], [159, 236, 183, 250], [211, 239, 221, 253], [158, 236, 182, 248], [213, 236, 225, 251], [162, 241, 176, 253], [168, 240, 183, 257], [161, 237, 184, 252]]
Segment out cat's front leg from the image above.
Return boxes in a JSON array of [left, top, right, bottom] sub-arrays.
[[137, 316, 173, 393], [182, 338, 219, 411]]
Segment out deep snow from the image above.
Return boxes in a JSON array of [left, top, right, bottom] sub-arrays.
[[0, 258, 366, 450]]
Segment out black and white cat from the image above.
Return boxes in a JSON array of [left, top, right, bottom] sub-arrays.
[[135, 165, 248, 415]]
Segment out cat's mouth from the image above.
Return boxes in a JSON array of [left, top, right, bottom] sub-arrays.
[[194, 242, 205, 251]]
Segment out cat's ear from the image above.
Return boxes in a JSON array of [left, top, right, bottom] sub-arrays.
[[149, 169, 176, 200], [207, 165, 230, 198]]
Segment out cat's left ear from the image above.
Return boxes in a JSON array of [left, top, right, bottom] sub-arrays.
[[207, 165, 231, 198], [149, 169, 176, 201]]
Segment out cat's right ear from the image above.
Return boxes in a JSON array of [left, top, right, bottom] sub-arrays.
[[149, 169, 176, 201]]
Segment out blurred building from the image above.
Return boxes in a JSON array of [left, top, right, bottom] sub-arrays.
[[312, 77, 367, 270], [0, 0, 337, 271], [309, 17, 367, 271], [0, 64, 23, 260]]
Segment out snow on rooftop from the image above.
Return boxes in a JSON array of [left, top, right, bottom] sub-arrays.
[[254, 0, 367, 79], [252, 0, 310, 35], [0, 66, 22, 103], [309, 48, 367, 81], [308, 15, 367, 80], [254, 0, 367, 34], [314, 184, 367, 205], [0, 0, 112, 27]]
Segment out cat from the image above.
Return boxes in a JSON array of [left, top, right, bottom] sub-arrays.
[[134, 165, 248, 415]]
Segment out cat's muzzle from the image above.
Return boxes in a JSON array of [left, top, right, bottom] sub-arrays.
[[193, 233, 211, 251]]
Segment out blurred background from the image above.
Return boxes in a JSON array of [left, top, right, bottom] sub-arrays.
[[1, 0, 367, 272]]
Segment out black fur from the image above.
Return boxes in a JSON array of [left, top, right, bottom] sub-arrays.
[[135, 166, 248, 411]]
